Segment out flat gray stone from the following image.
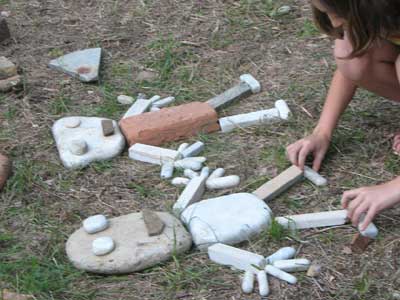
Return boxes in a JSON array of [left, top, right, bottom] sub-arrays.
[[49, 48, 101, 82], [66, 212, 192, 274]]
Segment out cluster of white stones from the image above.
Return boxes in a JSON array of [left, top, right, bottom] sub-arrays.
[[82, 214, 115, 256], [121, 93, 176, 119]]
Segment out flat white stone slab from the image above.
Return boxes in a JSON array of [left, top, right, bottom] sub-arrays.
[[66, 212, 192, 274], [173, 175, 207, 216], [52, 117, 125, 169], [49, 48, 101, 82], [181, 193, 272, 249], [275, 210, 348, 230], [129, 143, 180, 165]]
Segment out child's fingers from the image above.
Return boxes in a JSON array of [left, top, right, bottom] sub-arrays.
[[298, 145, 311, 170], [312, 151, 325, 172], [359, 207, 377, 231], [341, 189, 360, 208], [286, 143, 301, 166], [346, 195, 363, 220]]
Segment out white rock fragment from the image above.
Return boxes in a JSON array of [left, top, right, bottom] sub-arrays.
[[241, 270, 255, 294], [275, 210, 348, 230], [307, 264, 322, 277], [181, 141, 204, 158], [150, 106, 161, 112], [123, 99, 152, 119], [257, 270, 269, 297], [275, 99, 291, 120], [137, 93, 146, 99], [206, 175, 240, 190], [265, 265, 297, 284], [177, 143, 189, 154], [161, 162, 174, 179], [64, 117, 81, 128], [266, 247, 296, 264], [208, 168, 225, 180], [148, 95, 161, 103], [184, 169, 199, 179], [358, 215, 379, 239], [69, 139, 88, 156], [219, 108, 280, 133], [303, 166, 327, 186], [171, 177, 190, 187], [92, 237, 115, 256], [129, 143, 180, 165], [240, 74, 261, 93], [83, 215, 109, 234], [276, 5, 291, 15], [208, 243, 266, 272], [117, 95, 134, 105], [174, 158, 203, 171], [187, 156, 207, 163], [273, 259, 311, 272], [152, 96, 175, 108], [173, 175, 207, 215], [200, 167, 210, 178]]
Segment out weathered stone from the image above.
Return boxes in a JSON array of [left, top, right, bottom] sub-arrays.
[[0, 18, 10, 43], [136, 70, 158, 82], [66, 212, 192, 274], [2, 290, 33, 300], [0, 75, 22, 92], [83, 215, 109, 234], [142, 209, 165, 236], [69, 139, 88, 156], [307, 264, 322, 277], [92, 237, 115, 256], [0, 56, 17, 80], [101, 119, 114, 136], [0, 153, 11, 191], [117, 95, 134, 105], [119, 102, 220, 146]]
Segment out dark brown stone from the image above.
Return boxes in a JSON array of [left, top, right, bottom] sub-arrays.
[[142, 209, 165, 236], [0, 153, 11, 191], [0, 18, 10, 43], [101, 119, 114, 136], [351, 233, 371, 254]]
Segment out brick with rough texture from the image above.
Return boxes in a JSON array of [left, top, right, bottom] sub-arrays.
[[119, 102, 220, 146], [351, 233, 371, 253]]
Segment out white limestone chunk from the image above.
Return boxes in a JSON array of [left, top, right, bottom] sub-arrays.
[[208, 243, 266, 272], [304, 166, 327, 186], [184, 169, 199, 179], [148, 95, 161, 103], [266, 247, 296, 264], [200, 167, 210, 178], [152, 96, 175, 108], [171, 177, 190, 186], [208, 168, 225, 180], [123, 99, 152, 119], [241, 270, 255, 294], [117, 95, 134, 105], [265, 265, 297, 284], [275, 99, 291, 120], [69, 139, 88, 156], [275, 210, 348, 230], [129, 143, 180, 165], [181, 141, 204, 158], [64, 117, 81, 128], [177, 143, 189, 154], [219, 108, 280, 133], [92, 237, 115, 256], [83, 214, 109, 234], [358, 214, 378, 239], [206, 175, 240, 190], [137, 93, 146, 99], [161, 162, 174, 179], [240, 74, 261, 93], [272, 259, 311, 272], [174, 158, 203, 171], [173, 175, 207, 215], [257, 270, 269, 297], [187, 156, 207, 163], [150, 106, 161, 112]]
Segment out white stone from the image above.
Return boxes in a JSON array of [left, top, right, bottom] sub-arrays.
[[239, 74, 261, 93], [358, 215, 378, 239], [208, 243, 266, 272], [206, 175, 240, 190], [117, 95, 134, 105], [276, 5, 291, 15], [275, 99, 291, 120], [148, 95, 161, 103], [177, 143, 189, 154], [64, 117, 81, 128], [276, 210, 348, 230], [174, 159, 203, 171], [304, 166, 327, 186], [49, 48, 102, 82], [219, 108, 280, 133], [266, 247, 296, 264], [161, 162, 174, 179], [265, 265, 297, 284], [137, 93, 146, 99], [92, 237, 115, 256], [122, 99, 152, 119], [83, 215, 109, 234], [171, 177, 190, 186], [152, 96, 175, 108], [181, 193, 272, 249], [241, 270, 255, 294], [129, 143, 180, 165], [66, 212, 192, 274], [272, 259, 311, 272], [52, 117, 125, 169], [200, 167, 210, 178], [173, 175, 207, 216], [208, 168, 225, 180], [184, 169, 199, 179], [69, 139, 88, 156], [257, 271, 269, 297], [181, 141, 204, 158], [187, 156, 207, 163], [150, 106, 161, 112]]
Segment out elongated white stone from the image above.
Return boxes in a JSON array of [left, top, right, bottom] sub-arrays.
[[219, 108, 280, 133], [148, 95, 161, 103], [161, 162, 174, 179], [152, 96, 175, 108], [208, 243, 265, 272], [177, 143, 189, 154], [83, 215, 109, 234], [275, 99, 291, 120], [257, 270, 269, 297], [358, 215, 378, 239], [173, 175, 207, 215], [117, 95, 134, 105], [69, 139, 88, 156], [150, 106, 161, 112], [129, 143, 180, 165], [181, 141, 204, 158], [92, 237, 115, 256], [266, 247, 296, 264], [187, 156, 207, 163], [275, 210, 348, 230], [240, 74, 261, 93], [208, 168, 225, 180], [206, 175, 240, 190], [171, 177, 190, 186], [265, 265, 297, 284], [273, 259, 311, 272], [241, 270, 254, 294], [200, 167, 210, 178], [184, 169, 199, 179], [123, 99, 152, 118], [304, 166, 327, 186], [174, 158, 203, 171]]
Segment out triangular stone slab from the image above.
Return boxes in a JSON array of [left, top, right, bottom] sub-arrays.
[[49, 48, 101, 82]]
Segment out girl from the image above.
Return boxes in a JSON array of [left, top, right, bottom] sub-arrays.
[[286, 0, 400, 231]]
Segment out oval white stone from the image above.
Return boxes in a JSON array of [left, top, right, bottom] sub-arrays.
[[92, 237, 115, 256], [241, 270, 254, 294], [83, 214, 109, 234], [208, 168, 225, 180], [117, 95, 134, 105], [265, 265, 297, 284], [174, 159, 202, 171], [171, 177, 190, 186], [272, 258, 311, 272], [266, 247, 296, 264], [257, 270, 269, 297], [206, 175, 240, 190], [184, 169, 199, 179], [69, 139, 88, 156]]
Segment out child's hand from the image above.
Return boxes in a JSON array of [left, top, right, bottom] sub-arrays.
[[286, 133, 330, 171], [342, 181, 400, 230]]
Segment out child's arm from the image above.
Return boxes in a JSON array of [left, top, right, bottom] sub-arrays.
[[287, 69, 357, 170], [342, 177, 400, 230]]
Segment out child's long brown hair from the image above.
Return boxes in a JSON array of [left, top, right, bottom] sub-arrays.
[[312, 0, 400, 57]]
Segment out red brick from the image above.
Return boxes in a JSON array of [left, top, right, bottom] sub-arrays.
[[351, 233, 371, 254]]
